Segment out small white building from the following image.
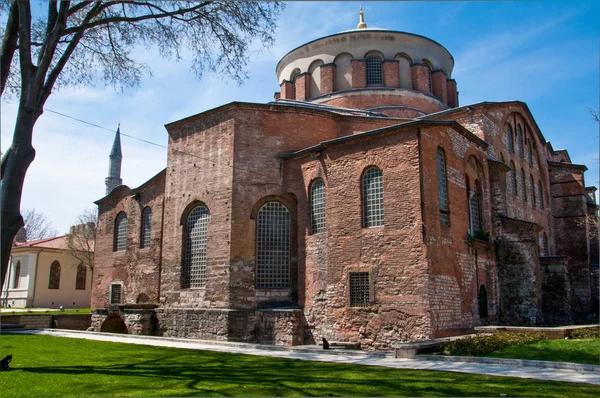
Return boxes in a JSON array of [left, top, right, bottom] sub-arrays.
[[1, 236, 93, 309]]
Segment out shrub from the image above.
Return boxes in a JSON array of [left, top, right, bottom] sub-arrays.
[[569, 327, 600, 339], [443, 331, 547, 356]]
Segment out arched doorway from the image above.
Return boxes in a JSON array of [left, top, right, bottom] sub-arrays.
[[478, 284, 489, 320], [100, 314, 128, 334]]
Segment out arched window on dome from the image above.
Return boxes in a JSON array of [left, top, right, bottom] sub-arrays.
[[506, 125, 514, 153], [395, 53, 412, 89], [289, 69, 300, 100], [334, 53, 353, 91], [183, 204, 211, 288], [308, 59, 324, 98], [362, 167, 384, 227], [422, 59, 433, 93], [365, 53, 383, 86], [310, 179, 326, 234]]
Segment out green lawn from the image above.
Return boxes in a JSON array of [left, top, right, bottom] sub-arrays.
[[486, 338, 600, 365], [0, 335, 597, 397], [1, 308, 90, 315]]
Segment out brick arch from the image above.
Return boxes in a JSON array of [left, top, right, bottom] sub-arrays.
[[364, 50, 384, 60], [100, 313, 128, 334], [250, 194, 297, 221], [333, 52, 354, 91], [179, 200, 209, 225], [394, 52, 412, 64], [394, 53, 412, 90]]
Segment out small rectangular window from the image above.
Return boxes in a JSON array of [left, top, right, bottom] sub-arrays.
[[349, 272, 370, 307], [110, 284, 122, 304]]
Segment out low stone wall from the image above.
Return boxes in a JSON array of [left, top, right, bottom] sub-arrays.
[[52, 314, 92, 330], [475, 325, 598, 340], [0, 314, 91, 330], [0, 314, 52, 328], [91, 305, 156, 335]]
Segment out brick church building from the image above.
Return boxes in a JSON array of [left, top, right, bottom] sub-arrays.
[[91, 10, 598, 348]]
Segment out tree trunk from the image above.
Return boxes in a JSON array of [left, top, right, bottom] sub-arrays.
[[1, 104, 38, 289]]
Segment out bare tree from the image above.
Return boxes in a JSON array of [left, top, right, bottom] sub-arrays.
[[14, 208, 59, 243], [0, 1, 283, 288], [66, 207, 97, 270]]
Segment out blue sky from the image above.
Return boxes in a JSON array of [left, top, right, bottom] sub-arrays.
[[1, 1, 599, 234]]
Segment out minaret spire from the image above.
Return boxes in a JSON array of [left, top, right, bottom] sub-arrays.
[[105, 124, 123, 195], [357, 5, 367, 29]]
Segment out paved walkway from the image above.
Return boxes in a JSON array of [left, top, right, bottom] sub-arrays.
[[6, 329, 600, 385]]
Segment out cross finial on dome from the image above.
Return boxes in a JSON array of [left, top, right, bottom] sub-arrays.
[[357, 5, 367, 29]]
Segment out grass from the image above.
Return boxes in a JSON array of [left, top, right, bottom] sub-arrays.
[[486, 338, 600, 365], [0, 308, 90, 315], [0, 334, 597, 397]]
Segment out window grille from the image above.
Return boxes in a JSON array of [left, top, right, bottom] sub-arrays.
[[110, 283, 122, 304], [509, 163, 517, 196], [184, 205, 210, 288], [256, 202, 291, 288], [530, 175, 537, 206], [49, 261, 60, 289], [363, 167, 384, 227], [349, 272, 370, 307], [506, 126, 514, 152], [469, 190, 481, 235], [538, 181, 545, 209], [437, 148, 450, 226], [310, 179, 326, 234], [366, 57, 383, 85], [516, 125, 524, 158], [13, 261, 20, 289], [75, 264, 86, 290], [141, 207, 152, 248], [114, 212, 128, 251], [521, 169, 527, 201]]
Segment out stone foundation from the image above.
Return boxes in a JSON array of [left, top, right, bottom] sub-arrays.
[[540, 256, 572, 325], [91, 304, 157, 335]]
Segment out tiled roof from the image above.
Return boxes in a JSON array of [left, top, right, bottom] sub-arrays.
[[13, 235, 69, 250]]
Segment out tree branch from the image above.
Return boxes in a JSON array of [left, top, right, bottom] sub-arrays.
[[0, 0, 19, 96]]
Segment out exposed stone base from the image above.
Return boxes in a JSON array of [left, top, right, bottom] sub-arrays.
[[91, 304, 157, 335]]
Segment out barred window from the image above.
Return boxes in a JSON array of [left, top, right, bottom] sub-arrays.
[[468, 182, 482, 236], [437, 148, 450, 226], [114, 212, 128, 251], [521, 169, 527, 201], [506, 125, 514, 152], [75, 264, 86, 290], [349, 272, 370, 307], [184, 205, 211, 288], [423, 60, 433, 93], [310, 179, 326, 234], [363, 167, 384, 227], [256, 202, 290, 288], [13, 261, 20, 289], [110, 283, 122, 304], [509, 162, 518, 196], [141, 207, 152, 248], [366, 56, 383, 85], [49, 261, 60, 289], [530, 175, 537, 207], [516, 125, 524, 158], [538, 180, 545, 210]]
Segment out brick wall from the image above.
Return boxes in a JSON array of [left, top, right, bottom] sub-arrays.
[[316, 91, 447, 115]]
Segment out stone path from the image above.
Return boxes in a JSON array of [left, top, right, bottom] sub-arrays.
[[6, 329, 600, 385]]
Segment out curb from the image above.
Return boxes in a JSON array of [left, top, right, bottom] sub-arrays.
[[419, 354, 599, 372]]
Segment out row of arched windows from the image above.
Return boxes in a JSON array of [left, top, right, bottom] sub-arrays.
[[113, 207, 152, 251], [507, 162, 545, 210], [47, 261, 87, 290], [505, 123, 536, 167]]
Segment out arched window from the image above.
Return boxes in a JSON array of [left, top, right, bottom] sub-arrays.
[[184, 205, 211, 288], [538, 180, 545, 209], [49, 261, 61, 289], [13, 261, 20, 289], [256, 201, 291, 288], [310, 179, 326, 234], [506, 125, 514, 152], [530, 175, 536, 206], [479, 285, 488, 319], [114, 212, 128, 251], [436, 148, 450, 226], [468, 180, 482, 236], [141, 207, 152, 248], [422, 59, 433, 93], [289, 69, 300, 100], [509, 162, 517, 196], [365, 56, 383, 85], [362, 167, 384, 227], [528, 143, 533, 165], [516, 124, 524, 158], [75, 264, 86, 290], [521, 169, 527, 201]]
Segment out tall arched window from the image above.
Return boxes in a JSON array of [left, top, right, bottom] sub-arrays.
[[530, 175, 536, 206], [290, 69, 300, 100], [516, 124, 524, 158], [365, 56, 383, 85], [13, 261, 20, 289], [437, 148, 450, 226], [184, 205, 211, 288], [528, 143, 533, 165], [49, 261, 61, 289], [310, 179, 326, 234], [141, 207, 152, 248], [256, 201, 291, 288], [468, 180, 482, 236], [422, 59, 433, 93], [114, 212, 128, 251], [506, 125, 514, 152], [521, 169, 527, 201], [75, 264, 86, 290], [479, 284, 488, 319], [509, 161, 517, 196], [538, 180, 545, 209], [362, 167, 384, 227]]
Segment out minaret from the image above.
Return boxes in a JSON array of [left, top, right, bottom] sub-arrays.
[[357, 5, 367, 29], [105, 125, 123, 195]]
